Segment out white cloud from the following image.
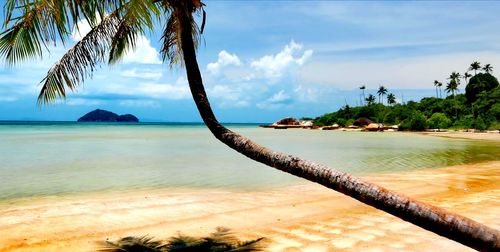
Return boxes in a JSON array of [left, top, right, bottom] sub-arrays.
[[256, 90, 292, 109], [119, 100, 160, 108], [66, 98, 104, 106], [121, 36, 162, 64], [250, 40, 313, 79], [97, 77, 190, 100], [207, 84, 250, 108], [207, 50, 241, 75], [121, 68, 162, 80], [71, 17, 161, 64], [71, 17, 96, 41]]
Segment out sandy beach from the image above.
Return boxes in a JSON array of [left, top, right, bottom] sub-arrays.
[[0, 160, 498, 252], [418, 131, 500, 142]]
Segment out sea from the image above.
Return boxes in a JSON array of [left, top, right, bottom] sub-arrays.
[[0, 121, 499, 201]]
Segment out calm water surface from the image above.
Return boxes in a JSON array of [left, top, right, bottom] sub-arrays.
[[0, 122, 498, 200]]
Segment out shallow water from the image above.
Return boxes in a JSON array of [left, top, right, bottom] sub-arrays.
[[0, 122, 498, 200]]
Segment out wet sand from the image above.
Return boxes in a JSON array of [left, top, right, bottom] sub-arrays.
[[0, 161, 499, 252], [419, 131, 500, 142]]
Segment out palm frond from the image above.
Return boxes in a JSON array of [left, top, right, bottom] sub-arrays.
[[160, 1, 202, 67], [38, 11, 121, 104], [37, 0, 160, 104], [108, 0, 161, 64], [0, 0, 128, 64]]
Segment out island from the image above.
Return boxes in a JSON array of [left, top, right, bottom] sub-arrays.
[[77, 109, 139, 122]]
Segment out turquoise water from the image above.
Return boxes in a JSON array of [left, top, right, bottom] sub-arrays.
[[0, 122, 499, 200]]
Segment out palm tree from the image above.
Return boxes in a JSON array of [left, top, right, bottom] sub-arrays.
[[365, 94, 376, 105], [483, 64, 493, 74], [448, 72, 461, 95], [433, 80, 440, 98], [446, 79, 460, 118], [437, 81, 443, 99], [359, 85, 366, 106], [463, 72, 472, 85], [387, 93, 396, 106], [469, 61, 481, 75], [1, 1, 498, 250], [377, 85, 388, 104], [446, 79, 459, 97]]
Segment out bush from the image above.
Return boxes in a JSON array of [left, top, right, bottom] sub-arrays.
[[409, 112, 427, 131], [427, 113, 451, 129], [453, 115, 474, 129], [474, 116, 487, 131], [346, 118, 355, 126], [399, 112, 427, 131], [336, 118, 347, 127], [488, 121, 500, 130], [383, 111, 398, 125]]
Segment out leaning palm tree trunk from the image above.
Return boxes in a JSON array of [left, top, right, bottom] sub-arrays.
[[174, 5, 499, 252]]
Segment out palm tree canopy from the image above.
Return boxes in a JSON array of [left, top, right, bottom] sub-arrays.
[[445, 79, 459, 94], [387, 93, 396, 104], [0, 0, 204, 104], [483, 63, 493, 73], [377, 85, 387, 96], [469, 61, 481, 72], [365, 94, 376, 103]]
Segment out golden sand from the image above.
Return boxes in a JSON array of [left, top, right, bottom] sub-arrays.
[[0, 161, 499, 252], [418, 131, 500, 142]]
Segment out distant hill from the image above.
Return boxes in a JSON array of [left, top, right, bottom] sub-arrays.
[[77, 109, 139, 122]]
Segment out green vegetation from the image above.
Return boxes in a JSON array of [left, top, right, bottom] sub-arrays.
[[314, 62, 499, 131], [100, 227, 265, 252]]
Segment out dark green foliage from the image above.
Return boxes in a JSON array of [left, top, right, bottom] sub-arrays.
[[99, 227, 265, 252], [427, 113, 451, 129], [336, 118, 347, 127], [383, 111, 398, 125], [314, 80, 498, 130], [408, 112, 427, 131], [454, 115, 474, 129], [473, 86, 500, 124], [473, 117, 487, 131], [465, 73, 499, 103]]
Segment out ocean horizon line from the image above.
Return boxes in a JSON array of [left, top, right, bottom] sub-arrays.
[[0, 120, 270, 125]]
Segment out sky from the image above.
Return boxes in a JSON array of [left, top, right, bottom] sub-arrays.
[[1, 1, 500, 123]]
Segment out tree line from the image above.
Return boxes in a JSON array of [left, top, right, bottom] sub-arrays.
[[315, 61, 499, 131]]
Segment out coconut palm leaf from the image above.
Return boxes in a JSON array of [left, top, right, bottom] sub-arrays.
[[108, 0, 161, 64], [37, 0, 159, 104], [0, 0, 129, 65], [159, 1, 202, 66], [38, 11, 122, 104]]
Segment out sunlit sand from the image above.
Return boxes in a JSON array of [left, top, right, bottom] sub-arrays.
[[1, 161, 498, 251]]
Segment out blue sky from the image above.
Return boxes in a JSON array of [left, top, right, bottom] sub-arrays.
[[1, 1, 500, 122]]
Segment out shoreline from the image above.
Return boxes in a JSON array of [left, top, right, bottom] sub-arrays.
[[417, 131, 500, 142], [1, 161, 499, 251]]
